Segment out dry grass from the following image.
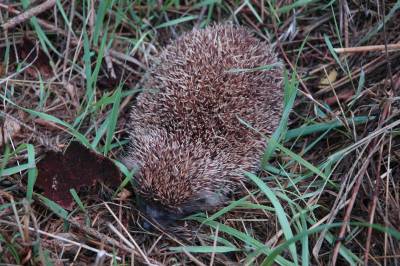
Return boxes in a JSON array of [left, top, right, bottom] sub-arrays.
[[1, 0, 400, 265]]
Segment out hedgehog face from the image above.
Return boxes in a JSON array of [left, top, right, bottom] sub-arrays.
[[136, 196, 182, 228], [134, 149, 230, 227], [136, 190, 226, 228], [124, 129, 234, 226]]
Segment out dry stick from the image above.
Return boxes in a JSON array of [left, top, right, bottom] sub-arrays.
[[363, 101, 391, 265], [312, 131, 374, 260], [89, 0, 95, 37], [331, 137, 383, 265], [1, 2, 141, 67], [0, 191, 26, 242], [316, 55, 387, 95], [334, 43, 400, 53], [209, 225, 219, 266], [364, 2, 395, 262], [1, 0, 56, 30], [322, 67, 351, 132], [107, 223, 136, 251], [104, 203, 153, 265], [384, 134, 393, 266], [105, 50, 117, 79], [0, 2, 147, 73], [0, 3, 63, 35], [108, 49, 147, 71], [133, 212, 206, 266], [107, 223, 160, 266], [275, 29, 343, 123], [323, 116, 400, 262], [0, 219, 122, 260], [364, 141, 385, 265], [68, 218, 134, 255]]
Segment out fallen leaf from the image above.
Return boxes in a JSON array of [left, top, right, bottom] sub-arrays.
[[0, 116, 21, 147], [116, 188, 132, 201], [36, 141, 121, 210], [319, 69, 338, 88]]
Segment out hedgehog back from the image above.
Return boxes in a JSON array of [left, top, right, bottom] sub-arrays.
[[127, 24, 283, 211]]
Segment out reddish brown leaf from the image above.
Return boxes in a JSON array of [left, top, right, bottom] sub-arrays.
[[36, 142, 121, 210]]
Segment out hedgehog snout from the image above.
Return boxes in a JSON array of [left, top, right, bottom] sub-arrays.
[[137, 197, 182, 229]]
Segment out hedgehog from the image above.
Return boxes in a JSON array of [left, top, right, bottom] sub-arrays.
[[123, 24, 283, 228]]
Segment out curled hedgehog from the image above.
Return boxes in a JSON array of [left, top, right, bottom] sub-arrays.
[[124, 24, 283, 228]]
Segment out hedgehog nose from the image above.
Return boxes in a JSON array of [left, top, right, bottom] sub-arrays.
[[141, 205, 169, 229], [142, 219, 153, 230], [142, 206, 159, 229]]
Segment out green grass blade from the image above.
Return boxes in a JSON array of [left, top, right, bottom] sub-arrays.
[[324, 34, 345, 73], [0, 92, 90, 146], [262, 222, 400, 266], [245, 172, 298, 265], [285, 116, 373, 140], [1, 144, 36, 177], [155, 15, 198, 29], [190, 216, 295, 266], [226, 63, 281, 73], [300, 213, 309, 266], [200, 195, 250, 224], [37, 194, 69, 220], [70, 188, 86, 212], [112, 160, 136, 198], [93, 0, 113, 45], [357, 1, 400, 45], [278, 0, 317, 14], [261, 70, 298, 167], [104, 86, 122, 155], [245, 0, 262, 23], [169, 246, 241, 253], [26, 147, 37, 201]]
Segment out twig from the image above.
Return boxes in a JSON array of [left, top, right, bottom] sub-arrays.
[[331, 138, 383, 265], [334, 43, 400, 53], [0, 191, 26, 242], [0, 219, 121, 261], [363, 90, 392, 264], [0, 111, 60, 151], [108, 49, 147, 70], [0, 3, 67, 35], [331, 106, 391, 265], [89, 0, 95, 37], [316, 55, 387, 95], [107, 223, 136, 251], [209, 225, 219, 266], [105, 50, 117, 79], [104, 203, 153, 265], [364, 141, 384, 265], [67, 218, 134, 255], [313, 117, 400, 260], [384, 134, 393, 266], [2, 0, 56, 30]]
